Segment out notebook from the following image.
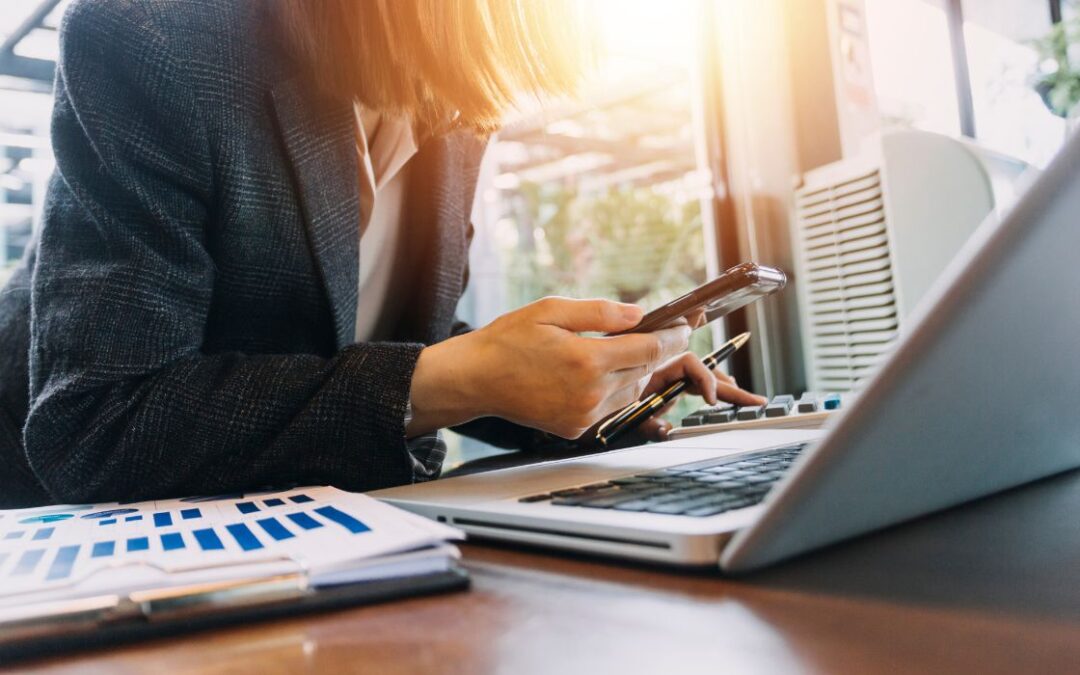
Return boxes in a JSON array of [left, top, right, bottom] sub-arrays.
[[0, 486, 467, 660]]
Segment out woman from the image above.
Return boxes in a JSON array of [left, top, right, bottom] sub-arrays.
[[0, 0, 763, 508]]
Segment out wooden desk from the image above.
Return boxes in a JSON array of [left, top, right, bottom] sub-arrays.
[[14, 471, 1080, 674]]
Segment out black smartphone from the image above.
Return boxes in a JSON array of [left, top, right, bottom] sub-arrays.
[[606, 263, 786, 336]]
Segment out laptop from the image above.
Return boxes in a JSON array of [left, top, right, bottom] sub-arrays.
[[371, 130, 1080, 573]]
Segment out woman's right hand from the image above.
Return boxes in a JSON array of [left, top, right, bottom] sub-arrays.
[[407, 297, 691, 439]]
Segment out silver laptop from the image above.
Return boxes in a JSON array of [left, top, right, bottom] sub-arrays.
[[371, 130, 1080, 573]]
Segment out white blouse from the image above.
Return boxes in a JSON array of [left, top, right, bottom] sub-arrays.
[[352, 103, 418, 342]]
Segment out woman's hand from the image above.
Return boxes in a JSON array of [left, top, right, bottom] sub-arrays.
[[407, 297, 692, 439], [624, 352, 768, 443]]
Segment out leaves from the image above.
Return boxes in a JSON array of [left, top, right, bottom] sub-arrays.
[[1032, 16, 1080, 118], [498, 181, 708, 312]]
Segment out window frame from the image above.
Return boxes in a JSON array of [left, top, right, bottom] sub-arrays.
[[945, 0, 1063, 138]]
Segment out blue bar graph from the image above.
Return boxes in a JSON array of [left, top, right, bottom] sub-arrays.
[[263, 498, 285, 507], [236, 502, 259, 515], [99, 519, 117, 526], [314, 506, 370, 534], [83, 508, 138, 520], [13, 549, 45, 576], [180, 508, 202, 520], [225, 523, 263, 551], [127, 537, 149, 552], [161, 533, 185, 551], [255, 517, 295, 541], [4, 530, 24, 540], [126, 515, 143, 522], [45, 545, 80, 581], [154, 513, 173, 528], [32, 528, 55, 541], [286, 512, 323, 531], [193, 528, 225, 551], [92, 541, 115, 558], [289, 494, 314, 504]]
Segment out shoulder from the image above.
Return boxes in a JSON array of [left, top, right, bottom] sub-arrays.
[[60, 0, 279, 81]]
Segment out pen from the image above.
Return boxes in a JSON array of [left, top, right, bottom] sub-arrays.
[[595, 332, 752, 447]]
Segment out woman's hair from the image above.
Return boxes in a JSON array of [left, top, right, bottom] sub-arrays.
[[283, 0, 594, 134]]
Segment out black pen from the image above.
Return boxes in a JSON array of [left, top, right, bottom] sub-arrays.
[[595, 332, 752, 447]]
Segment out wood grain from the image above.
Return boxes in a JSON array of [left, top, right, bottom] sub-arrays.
[[11, 471, 1080, 674]]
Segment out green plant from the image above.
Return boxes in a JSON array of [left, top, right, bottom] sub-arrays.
[[497, 181, 716, 426], [1033, 16, 1080, 118]]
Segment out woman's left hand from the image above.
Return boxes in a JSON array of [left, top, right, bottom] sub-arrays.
[[629, 351, 768, 443]]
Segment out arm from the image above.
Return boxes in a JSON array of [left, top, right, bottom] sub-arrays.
[[445, 320, 542, 450], [25, 1, 420, 502]]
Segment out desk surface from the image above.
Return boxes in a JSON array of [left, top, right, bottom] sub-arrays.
[[15, 470, 1080, 674]]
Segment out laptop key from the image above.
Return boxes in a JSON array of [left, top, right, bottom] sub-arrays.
[[577, 493, 641, 509], [610, 477, 652, 486], [518, 493, 551, 503], [551, 488, 588, 498], [744, 476, 775, 485], [695, 474, 735, 484], [580, 482, 613, 491], [684, 504, 735, 517], [644, 502, 698, 515]]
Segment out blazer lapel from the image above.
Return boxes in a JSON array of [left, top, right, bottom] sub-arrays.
[[271, 76, 359, 350], [397, 131, 487, 345]]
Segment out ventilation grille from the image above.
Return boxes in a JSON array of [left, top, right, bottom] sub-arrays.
[[795, 168, 898, 392]]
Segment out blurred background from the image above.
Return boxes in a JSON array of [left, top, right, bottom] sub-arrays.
[[1, 0, 1073, 465]]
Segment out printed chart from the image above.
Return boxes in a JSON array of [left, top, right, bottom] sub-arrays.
[[0, 487, 457, 603]]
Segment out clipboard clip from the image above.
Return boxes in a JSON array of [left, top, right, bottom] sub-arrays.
[[0, 556, 311, 644]]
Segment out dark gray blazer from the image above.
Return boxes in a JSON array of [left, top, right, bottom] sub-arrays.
[[0, 0, 535, 507]]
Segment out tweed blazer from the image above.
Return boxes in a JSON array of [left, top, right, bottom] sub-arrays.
[[0, 0, 535, 508]]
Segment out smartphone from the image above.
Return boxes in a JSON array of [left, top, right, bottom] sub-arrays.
[[606, 263, 786, 336]]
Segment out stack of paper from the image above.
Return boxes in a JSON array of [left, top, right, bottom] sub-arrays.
[[0, 486, 463, 610]]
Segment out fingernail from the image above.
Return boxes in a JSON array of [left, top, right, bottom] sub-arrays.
[[622, 305, 643, 322]]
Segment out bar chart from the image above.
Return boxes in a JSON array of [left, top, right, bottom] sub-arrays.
[[0, 489, 381, 592]]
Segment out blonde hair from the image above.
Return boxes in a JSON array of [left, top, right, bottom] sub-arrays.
[[285, 0, 594, 134]]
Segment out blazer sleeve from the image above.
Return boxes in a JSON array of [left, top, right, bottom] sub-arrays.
[[24, 1, 419, 502]]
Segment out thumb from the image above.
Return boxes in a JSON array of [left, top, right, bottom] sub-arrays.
[[531, 297, 643, 334]]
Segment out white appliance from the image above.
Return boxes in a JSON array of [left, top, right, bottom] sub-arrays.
[[793, 130, 1029, 392]]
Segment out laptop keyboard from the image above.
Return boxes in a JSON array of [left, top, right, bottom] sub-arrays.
[[517, 444, 807, 517]]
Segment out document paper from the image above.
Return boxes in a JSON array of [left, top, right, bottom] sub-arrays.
[[0, 486, 462, 607]]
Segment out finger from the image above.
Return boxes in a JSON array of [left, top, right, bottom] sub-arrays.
[[593, 324, 690, 371], [686, 308, 707, 329], [532, 297, 643, 334], [651, 324, 693, 364], [637, 417, 672, 443], [716, 381, 768, 406], [675, 355, 719, 405], [713, 369, 736, 386]]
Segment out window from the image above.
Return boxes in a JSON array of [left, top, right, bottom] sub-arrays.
[[0, 1, 64, 287], [452, 0, 720, 462], [962, 0, 1067, 167], [864, 0, 962, 136], [864, 0, 1069, 168]]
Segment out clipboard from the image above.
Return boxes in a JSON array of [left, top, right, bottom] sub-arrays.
[[0, 559, 468, 662], [0, 487, 469, 663]]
